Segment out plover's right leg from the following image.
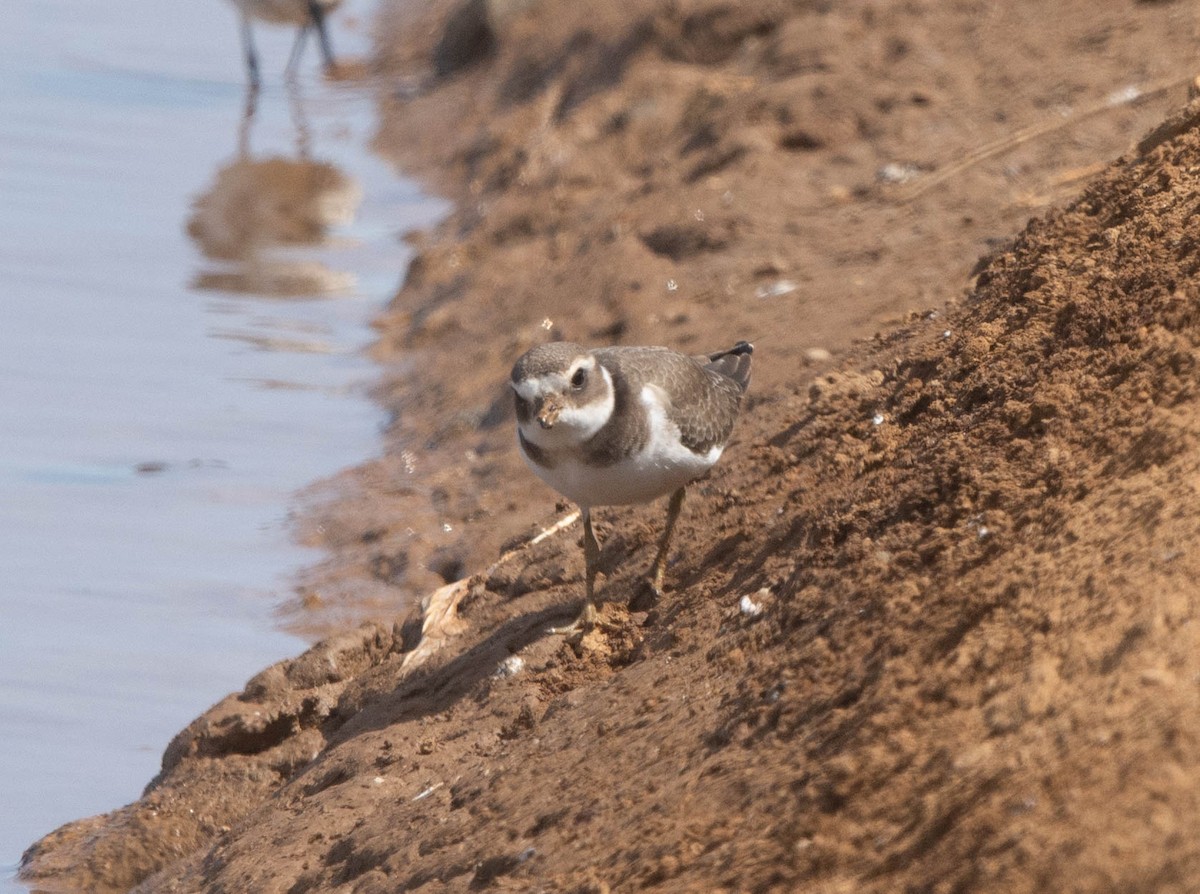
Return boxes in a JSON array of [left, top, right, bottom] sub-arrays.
[[308, 0, 337, 72], [550, 507, 599, 635], [649, 487, 686, 598]]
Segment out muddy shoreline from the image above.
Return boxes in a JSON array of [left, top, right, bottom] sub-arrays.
[[21, 0, 1200, 891]]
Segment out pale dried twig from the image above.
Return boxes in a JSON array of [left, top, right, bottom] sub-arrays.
[[894, 75, 1193, 203], [399, 510, 581, 671]]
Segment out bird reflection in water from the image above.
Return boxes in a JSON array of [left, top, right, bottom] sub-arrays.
[[187, 82, 362, 302]]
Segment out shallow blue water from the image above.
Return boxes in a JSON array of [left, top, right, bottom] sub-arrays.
[[0, 0, 444, 884]]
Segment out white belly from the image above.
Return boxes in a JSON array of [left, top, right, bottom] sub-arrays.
[[520, 443, 721, 507]]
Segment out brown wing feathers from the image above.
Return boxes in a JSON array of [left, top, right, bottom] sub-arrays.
[[595, 344, 751, 456]]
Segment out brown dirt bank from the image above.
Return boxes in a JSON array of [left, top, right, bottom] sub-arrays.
[[20, 0, 1200, 891], [290, 0, 1200, 637]]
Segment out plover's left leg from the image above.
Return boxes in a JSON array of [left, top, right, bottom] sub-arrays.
[[550, 507, 600, 635], [649, 487, 686, 598]]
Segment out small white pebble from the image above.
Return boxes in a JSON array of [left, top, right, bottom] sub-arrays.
[[541, 317, 554, 330], [373, 776, 385, 786], [739, 594, 764, 618], [877, 162, 921, 184], [942, 329, 952, 339], [872, 413, 885, 426], [494, 655, 525, 678], [977, 526, 990, 539], [1106, 85, 1141, 106], [666, 279, 678, 292], [441, 522, 453, 533], [755, 279, 799, 300]]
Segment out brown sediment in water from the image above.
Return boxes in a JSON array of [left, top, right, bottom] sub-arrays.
[[21, 0, 1200, 891]]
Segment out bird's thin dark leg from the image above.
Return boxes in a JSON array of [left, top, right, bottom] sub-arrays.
[[308, 0, 337, 73], [285, 23, 310, 79], [650, 487, 686, 597], [581, 508, 600, 624], [240, 14, 261, 88], [551, 507, 599, 635]]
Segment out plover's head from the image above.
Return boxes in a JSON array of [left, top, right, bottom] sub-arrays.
[[511, 342, 615, 449]]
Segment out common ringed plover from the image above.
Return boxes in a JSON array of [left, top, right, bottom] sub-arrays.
[[511, 340, 753, 634]]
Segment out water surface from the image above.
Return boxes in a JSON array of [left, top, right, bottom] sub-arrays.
[[0, 0, 443, 883]]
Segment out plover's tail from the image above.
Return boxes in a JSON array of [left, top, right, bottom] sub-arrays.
[[704, 341, 753, 393]]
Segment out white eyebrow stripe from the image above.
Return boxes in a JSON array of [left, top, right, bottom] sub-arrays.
[[567, 355, 596, 378]]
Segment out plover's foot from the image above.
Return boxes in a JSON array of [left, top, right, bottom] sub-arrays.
[[548, 602, 598, 636]]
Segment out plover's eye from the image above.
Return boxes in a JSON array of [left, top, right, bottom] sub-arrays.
[[570, 367, 587, 390]]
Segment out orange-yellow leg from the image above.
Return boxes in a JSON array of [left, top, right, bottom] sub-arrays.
[[550, 508, 600, 635], [649, 488, 686, 597]]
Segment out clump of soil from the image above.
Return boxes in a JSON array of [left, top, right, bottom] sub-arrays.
[[21, 0, 1200, 891]]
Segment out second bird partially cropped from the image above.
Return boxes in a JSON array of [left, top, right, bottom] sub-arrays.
[[229, 0, 342, 85]]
